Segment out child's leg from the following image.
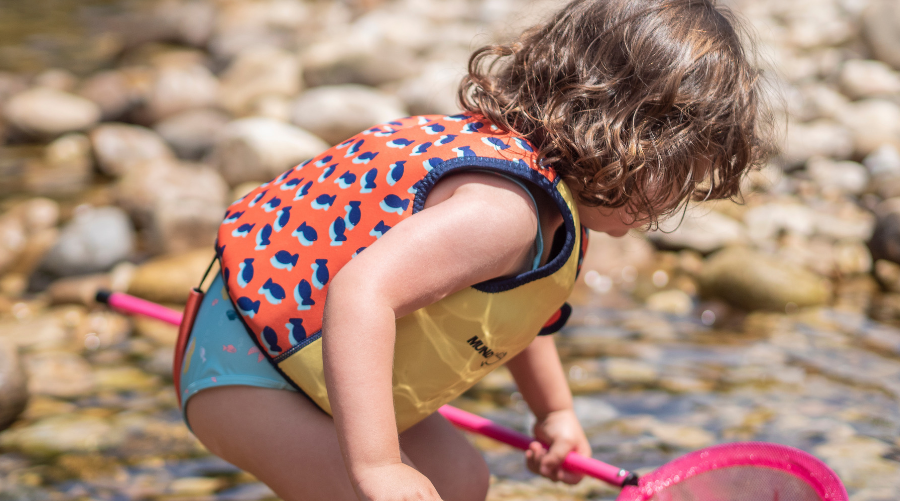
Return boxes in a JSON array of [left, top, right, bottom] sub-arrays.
[[186, 385, 489, 501]]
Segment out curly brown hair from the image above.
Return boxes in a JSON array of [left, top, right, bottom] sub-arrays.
[[459, 0, 775, 225]]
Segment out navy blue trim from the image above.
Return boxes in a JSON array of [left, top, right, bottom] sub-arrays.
[[538, 303, 572, 336], [412, 157, 577, 293], [273, 330, 323, 363]]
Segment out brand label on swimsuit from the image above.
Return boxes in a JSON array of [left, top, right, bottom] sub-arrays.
[[466, 335, 507, 367]]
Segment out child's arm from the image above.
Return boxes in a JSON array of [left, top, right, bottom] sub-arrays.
[[506, 335, 592, 484], [322, 174, 540, 500]]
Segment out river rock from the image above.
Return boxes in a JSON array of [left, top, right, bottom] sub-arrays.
[[780, 119, 853, 168], [209, 117, 329, 185], [208, 0, 309, 60], [861, 0, 900, 71], [699, 247, 831, 311], [870, 198, 900, 264], [77, 69, 144, 121], [3, 88, 101, 137], [90, 123, 175, 177], [605, 358, 658, 385], [219, 47, 301, 116], [645, 289, 694, 315], [0, 337, 28, 431], [153, 0, 217, 48], [302, 40, 418, 88], [127, 248, 217, 304], [141, 63, 220, 122], [874, 259, 900, 292], [649, 209, 747, 254], [154, 108, 230, 160], [0, 211, 28, 275], [805, 157, 869, 195], [396, 60, 464, 116], [840, 99, 900, 156], [0, 414, 125, 457], [290, 85, 408, 145], [40, 206, 135, 277], [838, 59, 900, 99], [33, 69, 78, 92], [28, 133, 94, 194], [864, 144, 900, 177], [0, 316, 70, 352], [24, 351, 95, 398], [743, 202, 816, 242], [649, 422, 715, 449], [151, 196, 225, 254]]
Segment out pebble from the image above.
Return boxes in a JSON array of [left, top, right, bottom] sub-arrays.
[[395, 59, 464, 116], [870, 198, 900, 264], [838, 59, 900, 99], [3, 87, 101, 137], [649, 422, 715, 449], [209, 117, 330, 186], [90, 123, 175, 177], [861, 0, 900, 71], [605, 358, 658, 385], [0, 336, 28, 431], [840, 99, 900, 156], [780, 119, 853, 167], [645, 289, 693, 315], [874, 260, 900, 292], [219, 47, 301, 116], [77, 69, 140, 121], [127, 248, 217, 304], [863, 144, 900, 178], [40, 206, 135, 277], [0, 315, 70, 352], [699, 247, 830, 311], [24, 351, 95, 398], [154, 108, 230, 160], [290, 84, 408, 145], [142, 63, 220, 122], [93, 367, 160, 393], [301, 40, 419, 88], [0, 414, 125, 458], [649, 209, 747, 254], [805, 157, 869, 195]]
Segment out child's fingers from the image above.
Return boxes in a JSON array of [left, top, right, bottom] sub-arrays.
[[541, 439, 575, 480], [525, 442, 545, 475]]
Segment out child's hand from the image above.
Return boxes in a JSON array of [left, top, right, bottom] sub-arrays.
[[525, 409, 591, 484], [354, 462, 443, 501]]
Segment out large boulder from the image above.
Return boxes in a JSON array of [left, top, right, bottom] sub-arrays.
[[290, 85, 408, 145], [4, 88, 101, 137], [0, 337, 28, 431], [208, 117, 329, 186], [699, 247, 831, 311]]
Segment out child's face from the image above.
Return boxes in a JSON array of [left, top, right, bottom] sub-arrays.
[[575, 203, 647, 237]]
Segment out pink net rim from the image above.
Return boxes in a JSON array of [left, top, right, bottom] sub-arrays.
[[616, 441, 848, 501]]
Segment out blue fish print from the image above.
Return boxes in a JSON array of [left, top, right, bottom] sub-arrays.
[[329, 216, 347, 246], [232, 223, 255, 238], [380, 194, 410, 215], [259, 278, 286, 305], [344, 201, 361, 230], [513, 137, 534, 152], [294, 180, 313, 201], [286, 318, 307, 345], [422, 123, 445, 135], [293, 280, 315, 310], [275, 170, 292, 184], [311, 259, 329, 290], [223, 210, 244, 224], [335, 171, 356, 189], [318, 164, 336, 183], [271, 250, 299, 271], [292, 221, 318, 246], [482, 136, 510, 150], [373, 128, 398, 137], [387, 161, 404, 186], [255, 224, 272, 250], [274, 206, 291, 232], [314, 155, 333, 168], [248, 190, 268, 207], [336, 138, 355, 149], [423, 157, 443, 172], [452, 146, 476, 157], [281, 177, 302, 191], [410, 142, 433, 156], [417, 116, 430, 125], [226, 309, 238, 321], [352, 246, 367, 258], [223, 266, 230, 283], [261, 326, 281, 355], [461, 122, 484, 134], [311, 194, 336, 211], [237, 258, 254, 288], [435, 134, 457, 146], [294, 158, 312, 171], [444, 114, 468, 121], [262, 196, 281, 213], [360, 168, 378, 194], [344, 140, 364, 158], [387, 138, 414, 148], [352, 151, 378, 165], [370, 220, 391, 239], [236, 296, 260, 319]]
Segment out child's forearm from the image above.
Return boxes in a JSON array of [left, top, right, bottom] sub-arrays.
[[505, 335, 573, 419], [322, 274, 403, 479]]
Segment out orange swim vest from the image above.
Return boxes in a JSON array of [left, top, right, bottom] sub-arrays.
[[216, 114, 587, 431]]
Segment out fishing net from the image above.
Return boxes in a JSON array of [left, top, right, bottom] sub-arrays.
[[616, 442, 847, 501]]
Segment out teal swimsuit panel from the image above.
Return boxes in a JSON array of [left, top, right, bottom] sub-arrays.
[[178, 173, 543, 429]]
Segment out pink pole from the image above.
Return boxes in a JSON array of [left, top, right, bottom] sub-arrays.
[[437, 405, 634, 486], [98, 290, 637, 487]]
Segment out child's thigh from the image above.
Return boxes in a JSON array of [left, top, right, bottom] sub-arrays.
[[399, 412, 491, 501], [187, 385, 392, 501]]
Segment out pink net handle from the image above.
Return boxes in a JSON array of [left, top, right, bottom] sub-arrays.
[[616, 442, 848, 501]]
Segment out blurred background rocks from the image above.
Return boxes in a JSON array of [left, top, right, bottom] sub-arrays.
[[1, 0, 900, 499]]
